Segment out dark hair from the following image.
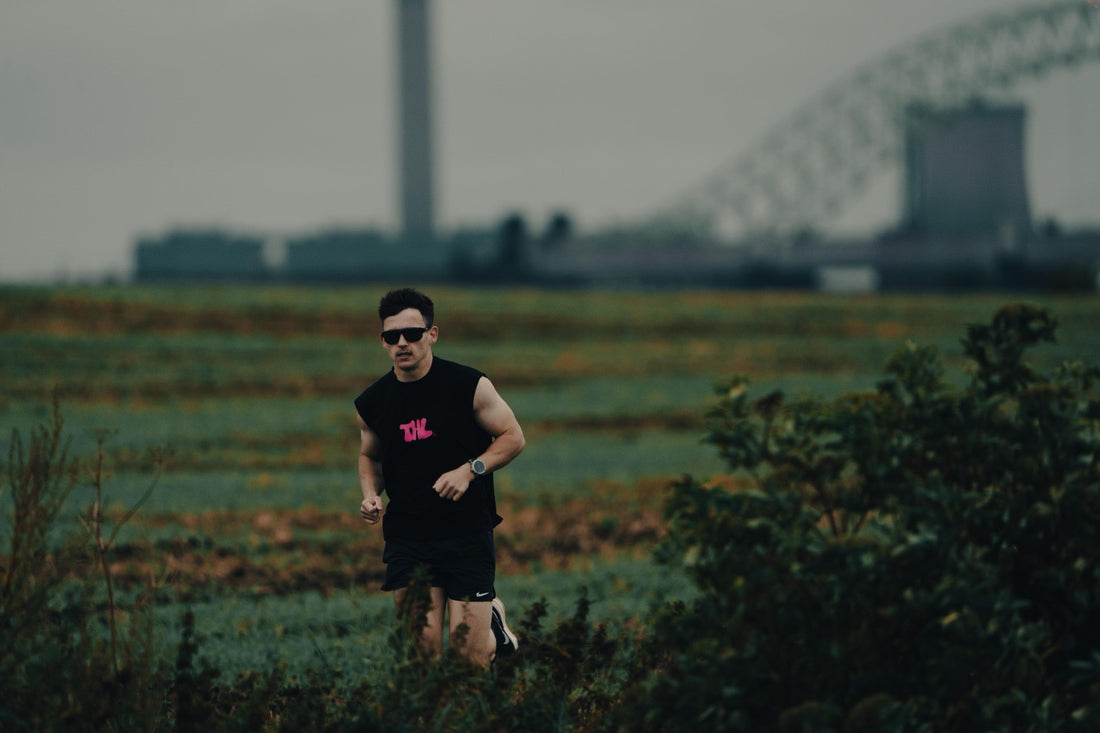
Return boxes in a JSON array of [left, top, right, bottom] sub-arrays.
[[378, 288, 434, 326]]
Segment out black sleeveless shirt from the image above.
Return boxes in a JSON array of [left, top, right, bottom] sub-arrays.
[[354, 357, 499, 541]]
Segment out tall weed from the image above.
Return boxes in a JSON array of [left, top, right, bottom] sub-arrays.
[[1, 395, 166, 730]]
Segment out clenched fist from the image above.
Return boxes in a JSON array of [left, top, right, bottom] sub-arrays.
[[360, 495, 383, 524]]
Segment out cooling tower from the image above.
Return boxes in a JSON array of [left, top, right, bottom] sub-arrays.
[[903, 103, 1031, 238]]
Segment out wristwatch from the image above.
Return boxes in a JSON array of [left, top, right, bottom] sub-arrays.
[[468, 457, 487, 476]]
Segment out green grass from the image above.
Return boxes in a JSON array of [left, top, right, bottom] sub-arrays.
[[147, 555, 694, 683], [53, 426, 724, 519]]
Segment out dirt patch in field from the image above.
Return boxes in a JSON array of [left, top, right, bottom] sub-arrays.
[[101, 500, 668, 599], [2, 293, 716, 341]]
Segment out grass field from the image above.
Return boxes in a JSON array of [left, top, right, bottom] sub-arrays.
[[3, 284, 1098, 680]]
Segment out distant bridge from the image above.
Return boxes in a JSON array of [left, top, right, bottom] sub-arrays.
[[644, 1, 1100, 241]]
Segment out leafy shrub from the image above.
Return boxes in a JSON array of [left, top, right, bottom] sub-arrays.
[[625, 304, 1100, 731], [340, 578, 634, 732]]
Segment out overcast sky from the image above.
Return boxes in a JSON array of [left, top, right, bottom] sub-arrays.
[[2, 0, 1098, 281]]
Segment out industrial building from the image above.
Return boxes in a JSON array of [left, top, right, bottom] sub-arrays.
[[131, 2, 1100, 290], [134, 230, 268, 282]]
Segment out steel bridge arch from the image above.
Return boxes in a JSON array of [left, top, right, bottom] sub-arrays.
[[644, 1, 1100, 241]]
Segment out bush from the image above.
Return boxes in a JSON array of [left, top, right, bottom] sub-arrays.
[[624, 303, 1100, 731], [342, 579, 634, 732]]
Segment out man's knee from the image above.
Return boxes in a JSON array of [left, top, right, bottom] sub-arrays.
[[448, 600, 495, 666], [394, 586, 446, 653], [418, 626, 444, 655]]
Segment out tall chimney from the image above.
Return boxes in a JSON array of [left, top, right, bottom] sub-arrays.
[[396, 0, 435, 242]]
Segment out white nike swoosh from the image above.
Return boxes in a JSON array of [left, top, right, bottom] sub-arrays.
[[476, 592, 490, 598]]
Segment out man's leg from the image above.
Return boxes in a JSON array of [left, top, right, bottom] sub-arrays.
[[393, 586, 447, 656], [447, 598, 496, 667]]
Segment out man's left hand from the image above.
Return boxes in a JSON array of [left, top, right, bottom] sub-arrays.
[[433, 465, 473, 501]]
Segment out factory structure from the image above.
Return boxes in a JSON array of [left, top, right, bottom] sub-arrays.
[[135, 98, 1100, 291], [134, 1, 1100, 291]]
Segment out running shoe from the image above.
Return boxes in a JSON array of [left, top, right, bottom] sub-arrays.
[[490, 597, 519, 655]]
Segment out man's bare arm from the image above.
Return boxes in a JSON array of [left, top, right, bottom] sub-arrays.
[[357, 412, 385, 524], [471, 376, 525, 471], [432, 377, 525, 501]]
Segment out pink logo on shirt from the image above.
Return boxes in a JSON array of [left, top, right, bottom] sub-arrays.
[[400, 418, 433, 442]]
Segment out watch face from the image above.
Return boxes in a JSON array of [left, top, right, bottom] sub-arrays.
[[471, 459, 486, 475]]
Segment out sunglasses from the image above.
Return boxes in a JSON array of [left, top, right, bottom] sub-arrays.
[[380, 326, 431, 345]]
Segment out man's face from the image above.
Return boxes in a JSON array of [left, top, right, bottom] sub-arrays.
[[380, 307, 438, 375]]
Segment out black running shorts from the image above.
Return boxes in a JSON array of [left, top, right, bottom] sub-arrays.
[[380, 530, 496, 602]]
